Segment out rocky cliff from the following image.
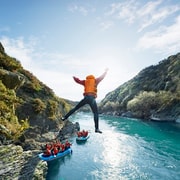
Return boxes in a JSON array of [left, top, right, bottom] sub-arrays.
[[0, 42, 79, 179], [0, 42, 75, 144], [99, 53, 180, 122], [0, 144, 47, 180]]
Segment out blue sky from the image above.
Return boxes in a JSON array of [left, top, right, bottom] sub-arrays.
[[0, 0, 180, 101]]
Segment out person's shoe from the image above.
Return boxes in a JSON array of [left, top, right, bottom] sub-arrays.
[[61, 117, 66, 121], [95, 129, 102, 133]]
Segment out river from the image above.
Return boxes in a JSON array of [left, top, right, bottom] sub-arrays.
[[46, 112, 180, 180]]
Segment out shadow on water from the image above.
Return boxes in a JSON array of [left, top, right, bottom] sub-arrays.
[[149, 121, 180, 133], [46, 152, 73, 180]]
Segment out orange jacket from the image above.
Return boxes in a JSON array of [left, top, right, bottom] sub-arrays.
[[84, 75, 97, 97], [73, 70, 107, 98]]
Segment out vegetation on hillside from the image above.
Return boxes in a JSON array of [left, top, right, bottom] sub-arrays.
[[0, 42, 72, 143], [0, 80, 29, 140], [99, 53, 180, 120]]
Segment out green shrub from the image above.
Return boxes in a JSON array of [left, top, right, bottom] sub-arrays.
[[127, 90, 179, 118], [47, 100, 58, 120], [0, 80, 29, 140], [60, 99, 72, 113], [32, 98, 46, 113], [103, 101, 119, 112], [127, 91, 159, 118], [0, 55, 22, 71]]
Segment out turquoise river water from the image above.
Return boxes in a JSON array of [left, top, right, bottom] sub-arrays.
[[46, 112, 180, 180]]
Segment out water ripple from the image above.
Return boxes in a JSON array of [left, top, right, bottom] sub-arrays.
[[47, 113, 180, 180]]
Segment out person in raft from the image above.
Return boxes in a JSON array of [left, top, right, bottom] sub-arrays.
[[61, 68, 108, 133]]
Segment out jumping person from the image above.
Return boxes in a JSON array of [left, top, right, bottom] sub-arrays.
[[61, 68, 108, 133]]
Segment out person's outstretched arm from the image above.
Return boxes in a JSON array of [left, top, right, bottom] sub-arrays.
[[73, 76, 85, 85], [96, 68, 108, 85]]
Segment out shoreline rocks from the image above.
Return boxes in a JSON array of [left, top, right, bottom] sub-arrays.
[[0, 144, 47, 180], [0, 120, 79, 179]]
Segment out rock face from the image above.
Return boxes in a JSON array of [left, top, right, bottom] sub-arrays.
[[0, 69, 25, 90], [0, 69, 24, 90], [0, 144, 47, 180], [57, 121, 80, 140], [0, 42, 81, 179], [0, 120, 80, 179], [0, 42, 74, 146], [18, 120, 80, 151]]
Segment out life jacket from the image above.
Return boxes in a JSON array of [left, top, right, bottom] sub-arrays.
[[53, 147, 59, 155], [65, 141, 71, 149], [43, 149, 51, 156], [84, 75, 97, 97], [77, 132, 81, 137], [61, 144, 65, 152], [85, 131, 88, 137]]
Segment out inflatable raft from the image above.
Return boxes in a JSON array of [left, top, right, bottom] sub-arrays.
[[38, 148, 72, 161], [76, 135, 90, 141]]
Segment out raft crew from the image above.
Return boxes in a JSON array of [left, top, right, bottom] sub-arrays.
[[43, 146, 51, 157], [42, 140, 71, 157], [65, 140, 71, 150], [77, 130, 88, 138]]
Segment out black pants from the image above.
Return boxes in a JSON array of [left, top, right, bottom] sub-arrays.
[[64, 95, 99, 130]]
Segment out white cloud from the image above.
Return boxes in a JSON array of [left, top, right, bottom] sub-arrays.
[[137, 1, 180, 32], [68, 3, 95, 16], [107, 0, 138, 24], [137, 15, 180, 55], [107, 0, 180, 31], [100, 21, 113, 31]]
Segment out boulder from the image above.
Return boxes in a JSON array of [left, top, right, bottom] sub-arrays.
[[57, 120, 80, 140], [0, 69, 25, 90]]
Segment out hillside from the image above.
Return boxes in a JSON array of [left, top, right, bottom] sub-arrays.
[[0, 42, 74, 146], [99, 53, 180, 121]]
